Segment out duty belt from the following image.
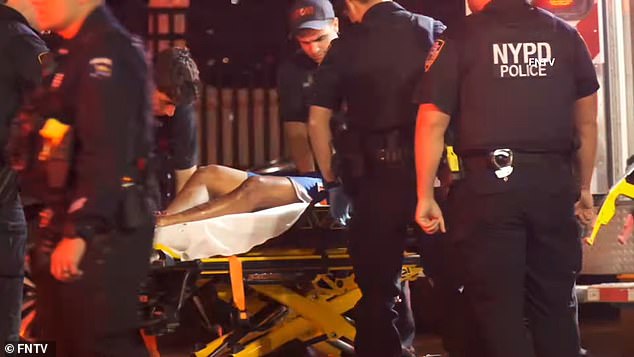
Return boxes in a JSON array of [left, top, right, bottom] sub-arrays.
[[365, 127, 413, 166], [460, 150, 570, 181]]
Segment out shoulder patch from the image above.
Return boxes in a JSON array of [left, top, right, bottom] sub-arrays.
[[89, 57, 113, 79], [425, 39, 445, 72]]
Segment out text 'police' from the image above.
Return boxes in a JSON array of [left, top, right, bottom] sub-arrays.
[[493, 42, 555, 78]]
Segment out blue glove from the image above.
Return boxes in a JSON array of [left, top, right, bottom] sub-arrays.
[[328, 186, 352, 226]]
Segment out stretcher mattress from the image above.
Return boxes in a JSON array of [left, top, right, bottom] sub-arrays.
[[153, 202, 310, 260]]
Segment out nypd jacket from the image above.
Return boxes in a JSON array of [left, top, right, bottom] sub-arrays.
[[36, 6, 155, 241]]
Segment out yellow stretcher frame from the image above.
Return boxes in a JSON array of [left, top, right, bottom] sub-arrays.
[[587, 165, 634, 245], [150, 244, 423, 357]]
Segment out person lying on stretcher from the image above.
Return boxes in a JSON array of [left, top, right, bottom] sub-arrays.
[[155, 164, 351, 227]]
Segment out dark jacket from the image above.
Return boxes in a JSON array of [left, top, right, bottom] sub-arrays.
[[0, 4, 47, 154], [33, 6, 155, 240]]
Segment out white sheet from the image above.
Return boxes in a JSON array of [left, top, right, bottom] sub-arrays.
[[153, 202, 310, 260]]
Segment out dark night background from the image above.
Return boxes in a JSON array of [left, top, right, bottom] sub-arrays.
[[106, 0, 465, 87]]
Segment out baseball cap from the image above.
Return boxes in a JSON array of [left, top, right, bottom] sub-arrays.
[[289, 0, 335, 34]]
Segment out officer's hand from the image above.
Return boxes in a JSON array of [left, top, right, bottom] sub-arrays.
[[415, 198, 446, 234], [574, 189, 595, 226], [50, 237, 86, 282], [618, 213, 634, 245], [328, 186, 352, 226]]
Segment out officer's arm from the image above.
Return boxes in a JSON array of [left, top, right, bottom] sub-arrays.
[[412, 37, 459, 200], [308, 40, 342, 183], [308, 105, 335, 182], [572, 31, 600, 192], [63, 43, 148, 242], [415, 106, 450, 200], [574, 94, 598, 191]]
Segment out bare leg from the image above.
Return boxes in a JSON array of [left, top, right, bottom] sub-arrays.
[[157, 176, 300, 227], [166, 165, 249, 214]]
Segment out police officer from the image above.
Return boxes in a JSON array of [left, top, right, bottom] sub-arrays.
[[308, 1, 444, 356], [277, 0, 347, 222], [413, 0, 599, 356], [278, 0, 341, 175], [0, 0, 47, 347], [153, 47, 201, 202], [28, 0, 156, 355], [286, 2, 418, 354]]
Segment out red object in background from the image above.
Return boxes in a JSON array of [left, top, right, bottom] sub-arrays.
[[535, 0, 576, 9], [545, 0, 574, 7], [575, 2, 600, 59], [533, 0, 594, 21]]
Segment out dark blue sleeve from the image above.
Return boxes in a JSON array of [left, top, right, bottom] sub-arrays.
[[310, 39, 343, 110], [9, 23, 49, 91], [169, 103, 199, 170], [412, 14, 446, 49], [412, 33, 460, 116]]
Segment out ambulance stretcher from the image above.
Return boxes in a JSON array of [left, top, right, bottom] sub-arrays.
[[143, 199, 424, 357]]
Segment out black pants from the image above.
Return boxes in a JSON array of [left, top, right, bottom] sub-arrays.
[[418, 190, 469, 356], [348, 163, 416, 357], [395, 280, 416, 354], [0, 195, 27, 348], [446, 168, 582, 357], [420, 233, 470, 357], [31, 219, 154, 357]]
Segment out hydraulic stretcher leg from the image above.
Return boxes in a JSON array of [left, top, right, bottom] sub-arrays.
[[194, 274, 360, 357], [193, 263, 423, 357]]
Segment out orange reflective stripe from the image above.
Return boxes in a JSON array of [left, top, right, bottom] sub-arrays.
[[229, 256, 247, 320]]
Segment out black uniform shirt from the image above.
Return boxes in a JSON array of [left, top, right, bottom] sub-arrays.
[[311, 1, 445, 132], [278, 51, 318, 123], [156, 103, 199, 170], [0, 5, 48, 150], [41, 6, 153, 239], [414, 1, 600, 154]]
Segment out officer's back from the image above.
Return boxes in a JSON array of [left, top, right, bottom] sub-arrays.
[[442, 2, 598, 154], [413, 2, 600, 357], [315, 1, 444, 131]]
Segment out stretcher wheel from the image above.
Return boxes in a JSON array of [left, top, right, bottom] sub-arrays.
[[20, 261, 39, 342]]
